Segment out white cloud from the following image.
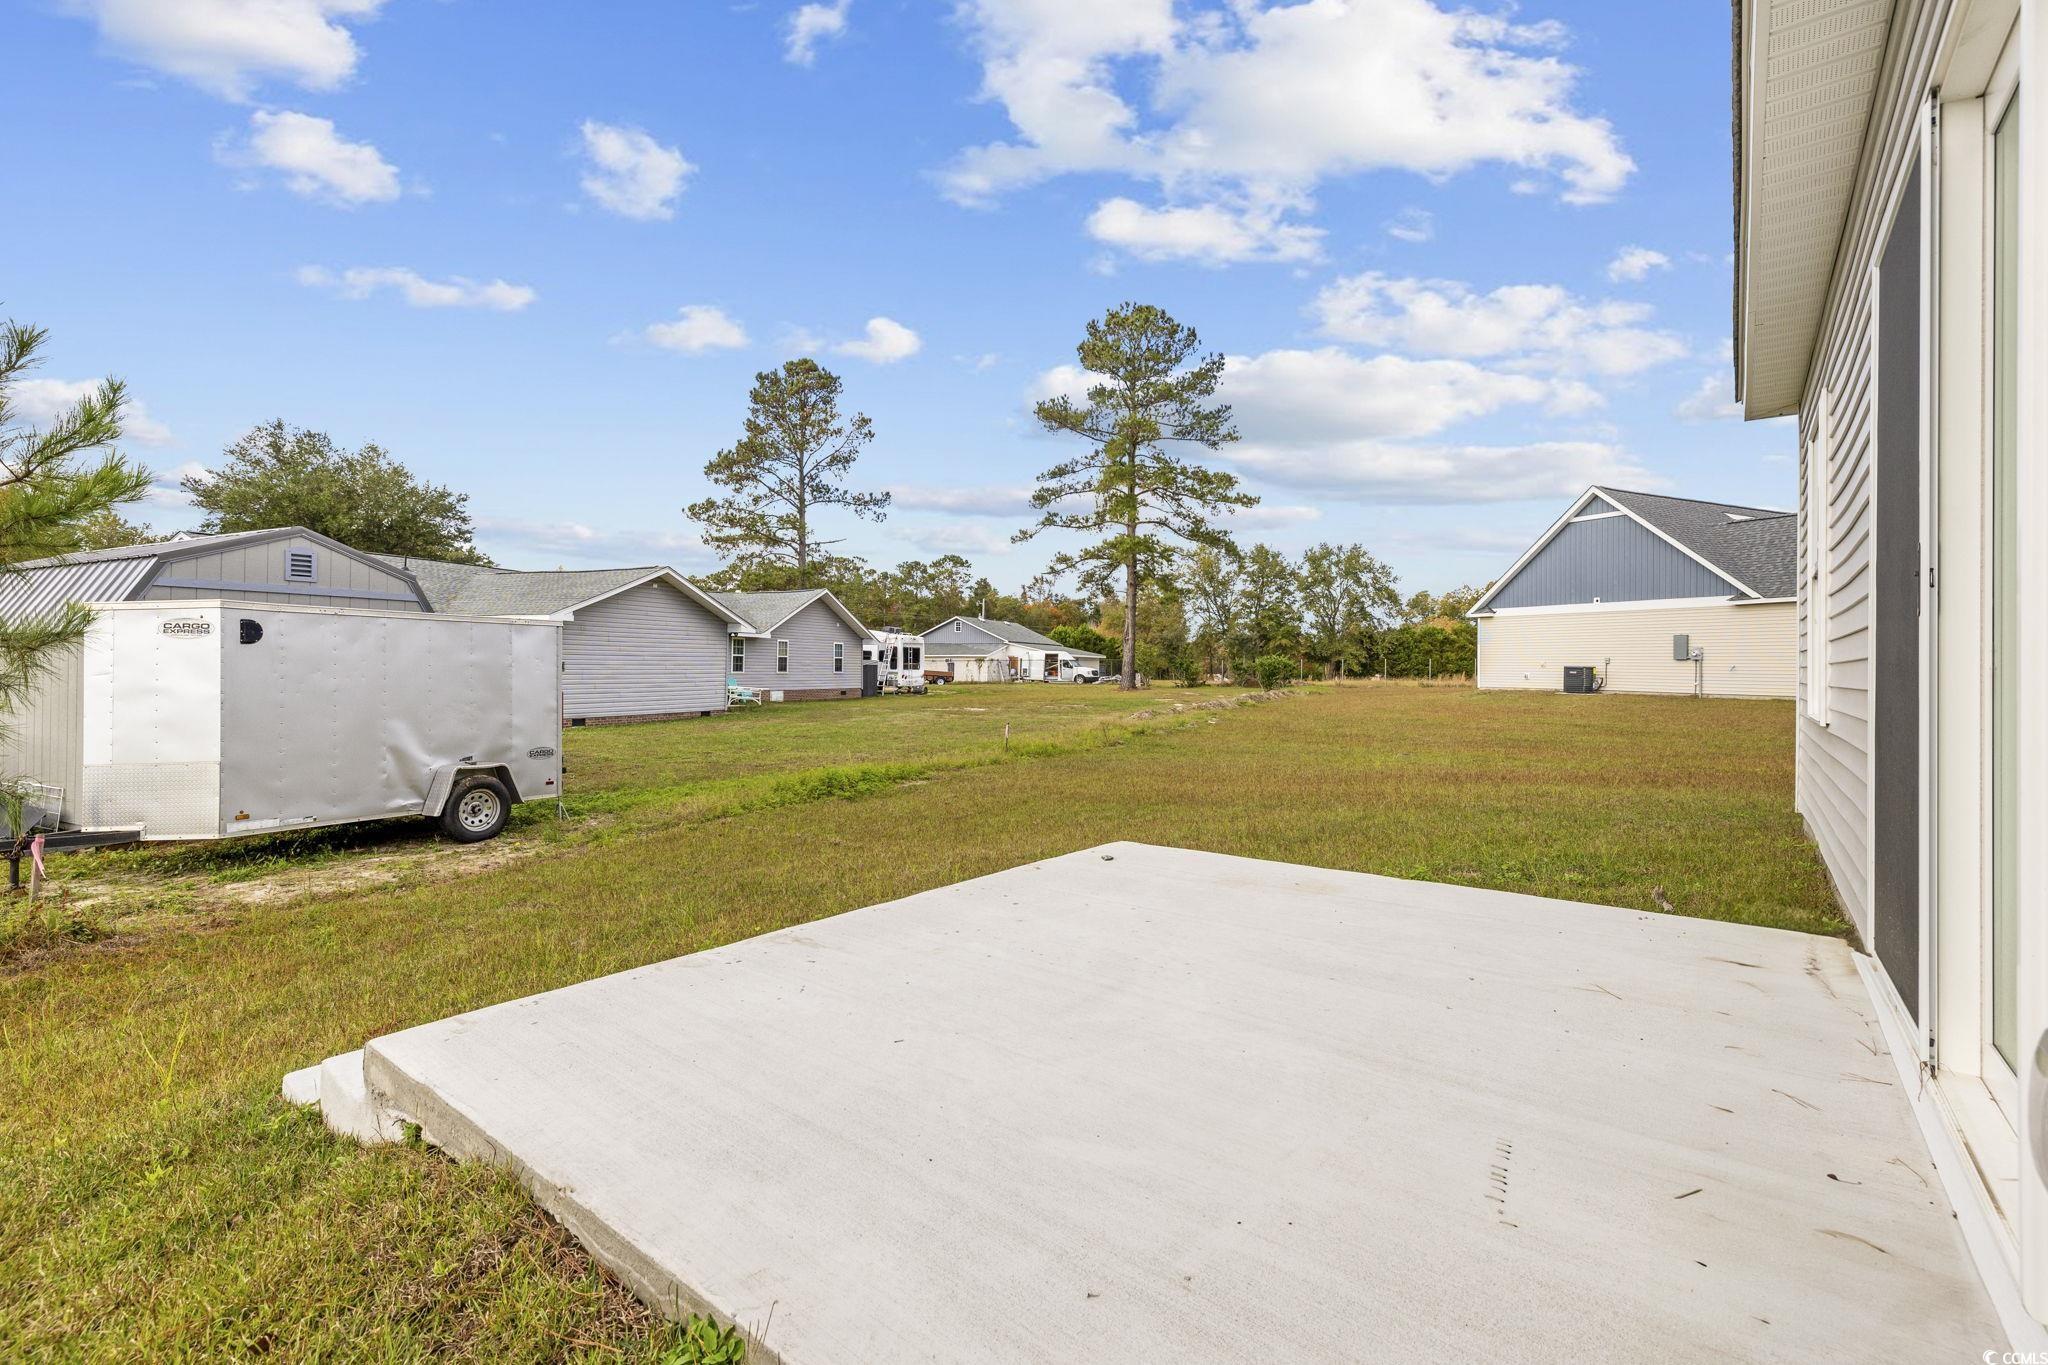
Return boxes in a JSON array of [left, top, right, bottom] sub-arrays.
[[1606, 245, 1671, 282], [908, 521, 1017, 557], [643, 305, 749, 353], [1384, 206, 1434, 243], [1222, 348, 1572, 443], [891, 485, 1036, 517], [1229, 502, 1323, 528], [1085, 196, 1322, 265], [143, 460, 209, 509], [1028, 344, 1642, 504], [225, 109, 398, 205], [1229, 437, 1654, 504], [578, 120, 692, 221], [474, 517, 715, 570], [66, 0, 385, 101], [1674, 372, 1743, 422], [944, 0, 1632, 255], [296, 265, 536, 311], [1310, 272, 1688, 377], [833, 316, 922, 364], [10, 378, 175, 446], [785, 0, 850, 66]]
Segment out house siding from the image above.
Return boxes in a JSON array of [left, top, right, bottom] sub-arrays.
[[745, 599, 863, 699], [1489, 516, 1743, 609], [1792, 0, 1947, 945], [141, 534, 424, 611], [1477, 602, 1796, 698], [560, 580, 731, 722]]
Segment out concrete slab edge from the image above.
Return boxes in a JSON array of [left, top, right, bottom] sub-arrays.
[[1853, 950, 2047, 1355], [361, 1041, 789, 1364]]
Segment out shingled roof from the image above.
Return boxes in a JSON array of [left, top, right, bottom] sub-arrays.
[[707, 588, 870, 638], [1596, 487, 1796, 599], [376, 555, 743, 623]]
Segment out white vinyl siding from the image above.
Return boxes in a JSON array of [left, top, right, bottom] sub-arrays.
[[140, 533, 423, 610], [559, 580, 730, 721], [1477, 602, 1796, 698], [1804, 390, 1834, 724], [1787, 0, 1948, 939]]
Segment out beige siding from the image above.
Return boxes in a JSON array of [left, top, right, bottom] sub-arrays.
[[0, 644, 85, 819], [1791, 0, 1947, 937], [142, 533, 423, 610], [561, 581, 730, 721], [1477, 602, 1796, 698]]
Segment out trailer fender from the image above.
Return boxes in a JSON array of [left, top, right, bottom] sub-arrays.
[[423, 763, 522, 816]]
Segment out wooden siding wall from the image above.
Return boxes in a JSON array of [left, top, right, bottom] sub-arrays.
[[749, 599, 863, 694], [561, 581, 730, 721], [1796, 0, 1948, 941], [142, 535, 423, 611], [1477, 602, 1797, 698]]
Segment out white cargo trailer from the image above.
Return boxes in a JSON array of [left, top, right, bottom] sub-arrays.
[[38, 601, 564, 843]]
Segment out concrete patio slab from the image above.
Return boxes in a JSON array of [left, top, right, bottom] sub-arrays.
[[326, 843, 2003, 1362]]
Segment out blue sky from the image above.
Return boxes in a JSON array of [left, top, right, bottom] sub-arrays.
[[2, 0, 1791, 596]]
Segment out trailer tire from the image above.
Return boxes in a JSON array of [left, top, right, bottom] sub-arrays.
[[439, 773, 511, 843]]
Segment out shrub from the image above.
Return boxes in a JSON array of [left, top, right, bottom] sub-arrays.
[[1253, 654, 1292, 690], [1176, 658, 1204, 687]]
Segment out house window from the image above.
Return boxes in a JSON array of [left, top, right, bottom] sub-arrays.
[[776, 640, 789, 673], [731, 637, 746, 674], [284, 547, 317, 582], [833, 641, 845, 673], [1803, 389, 1832, 725]]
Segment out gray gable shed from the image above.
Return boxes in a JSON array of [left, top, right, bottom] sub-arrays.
[[379, 556, 746, 723], [0, 528, 428, 618]]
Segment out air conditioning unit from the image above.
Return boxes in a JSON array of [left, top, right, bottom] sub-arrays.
[[1563, 666, 1598, 694]]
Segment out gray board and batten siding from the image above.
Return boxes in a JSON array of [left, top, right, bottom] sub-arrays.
[[1485, 514, 1743, 610]]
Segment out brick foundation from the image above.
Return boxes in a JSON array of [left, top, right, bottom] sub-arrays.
[[565, 709, 720, 727]]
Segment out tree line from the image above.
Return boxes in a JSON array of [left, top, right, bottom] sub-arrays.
[[8, 302, 1485, 692]]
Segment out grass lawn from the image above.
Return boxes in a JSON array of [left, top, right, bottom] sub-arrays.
[[0, 683, 1841, 1361]]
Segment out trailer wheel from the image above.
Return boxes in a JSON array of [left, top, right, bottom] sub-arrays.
[[439, 773, 511, 843]]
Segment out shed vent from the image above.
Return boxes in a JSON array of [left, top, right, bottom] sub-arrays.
[[284, 548, 317, 582]]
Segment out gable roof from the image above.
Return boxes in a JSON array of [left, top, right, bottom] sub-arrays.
[[920, 615, 1066, 650], [1469, 486, 1796, 615], [1, 527, 427, 620], [709, 588, 868, 638], [375, 555, 743, 623]]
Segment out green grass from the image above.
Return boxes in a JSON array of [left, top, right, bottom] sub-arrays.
[[0, 682, 1840, 1360]]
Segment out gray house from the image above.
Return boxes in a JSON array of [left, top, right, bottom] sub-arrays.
[[920, 616, 1091, 681], [0, 528, 433, 809], [382, 557, 746, 724], [711, 589, 870, 701], [1467, 486, 1797, 697]]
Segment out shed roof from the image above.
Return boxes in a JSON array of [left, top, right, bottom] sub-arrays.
[[1596, 488, 1797, 600], [921, 615, 1066, 649], [709, 589, 868, 638], [376, 556, 743, 624], [1, 527, 426, 620], [1469, 486, 1797, 616]]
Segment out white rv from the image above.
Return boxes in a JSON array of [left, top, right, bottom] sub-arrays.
[[865, 629, 926, 693]]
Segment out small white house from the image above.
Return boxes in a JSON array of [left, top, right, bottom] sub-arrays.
[[385, 557, 746, 724], [1467, 486, 1796, 698], [920, 616, 1089, 681]]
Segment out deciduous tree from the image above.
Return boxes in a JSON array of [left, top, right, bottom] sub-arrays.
[[184, 421, 491, 563]]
